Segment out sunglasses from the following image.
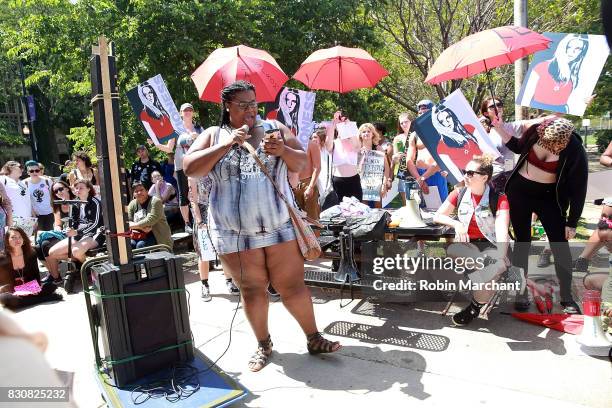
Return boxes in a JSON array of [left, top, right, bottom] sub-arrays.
[[418, 105, 430, 110], [53, 187, 66, 194], [230, 100, 258, 110], [28, 169, 40, 173], [487, 102, 504, 109], [463, 169, 487, 177]]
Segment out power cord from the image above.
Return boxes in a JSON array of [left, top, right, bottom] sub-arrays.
[[97, 130, 245, 403]]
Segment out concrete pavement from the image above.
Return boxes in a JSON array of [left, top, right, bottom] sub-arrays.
[[10, 252, 612, 408]]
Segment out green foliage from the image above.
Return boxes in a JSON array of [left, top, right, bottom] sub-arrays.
[[0, 0, 607, 169], [595, 129, 612, 153]]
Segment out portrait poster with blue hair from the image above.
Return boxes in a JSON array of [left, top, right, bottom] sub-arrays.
[[413, 89, 499, 185], [127, 74, 186, 143], [516, 33, 609, 116], [264, 87, 316, 150]]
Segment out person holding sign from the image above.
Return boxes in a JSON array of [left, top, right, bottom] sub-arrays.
[[358, 123, 390, 207], [325, 111, 363, 201], [150, 102, 203, 234]]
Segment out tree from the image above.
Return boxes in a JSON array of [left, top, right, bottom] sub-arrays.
[[369, 0, 513, 113]]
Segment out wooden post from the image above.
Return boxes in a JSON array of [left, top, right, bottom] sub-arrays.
[[514, 0, 528, 120], [90, 36, 132, 265]]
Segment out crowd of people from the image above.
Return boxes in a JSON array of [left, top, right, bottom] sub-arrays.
[[0, 79, 610, 374]]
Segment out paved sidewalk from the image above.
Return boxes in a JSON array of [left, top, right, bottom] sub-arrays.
[[11, 252, 612, 408]]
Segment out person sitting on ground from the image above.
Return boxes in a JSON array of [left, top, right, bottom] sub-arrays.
[[0, 227, 61, 310], [44, 179, 104, 282], [23, 161, 54, 233], [36, 181, 75, 280], [128, 181, 173, 250], [582, 217, 612, 330], [433, 155, 512, 326], [149, 170, 180, 225], [572, 142, 612, 272]]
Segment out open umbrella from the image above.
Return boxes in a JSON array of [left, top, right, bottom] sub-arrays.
[[509, 313, 584, 335], [425, 26, 550, 106], [191, 45, 288, 103], [293, 45, 388, 93]]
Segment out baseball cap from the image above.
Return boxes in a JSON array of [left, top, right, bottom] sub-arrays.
[[180, 103, 194, 112], [417, 99, 434, 110], [25, 160, 40, 168], [136, 144, 147, 152]]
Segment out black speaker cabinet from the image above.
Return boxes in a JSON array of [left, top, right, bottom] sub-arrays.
[[90, 251, 193, 387]]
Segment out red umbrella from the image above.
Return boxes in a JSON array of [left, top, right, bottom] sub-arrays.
[[293, 45, 388, 93], [191, 45, 288, 103], [425, 25, 551, 85], [510, 313, 584, 335]]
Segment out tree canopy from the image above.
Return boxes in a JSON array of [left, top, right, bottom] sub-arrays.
[[0, 0, 607, 169]]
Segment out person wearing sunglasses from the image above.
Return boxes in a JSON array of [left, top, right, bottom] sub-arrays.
[[434, 155, 511, 326], [184, 80, 340, 373], [36, 181, 75, 283], [479, 97, 557, 176], [46, 179, 104, 282], [505, 118, 587, 314], [23, 161, 54, 232]]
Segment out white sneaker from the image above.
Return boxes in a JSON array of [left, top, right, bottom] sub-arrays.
[[201, 285, 212, 302], [185, 224, 193, 234], [226, 280, 240, 295]]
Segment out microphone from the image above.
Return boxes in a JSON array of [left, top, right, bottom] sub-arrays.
[[240, 124, 251, 140]]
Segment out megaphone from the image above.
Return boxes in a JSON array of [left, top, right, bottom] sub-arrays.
[[576, 290, 612, 356], [399, 189, 426, 228]]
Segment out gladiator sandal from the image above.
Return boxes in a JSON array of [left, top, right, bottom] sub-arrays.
[[248, 335, 273, 372], [306, 332, 341, 355]]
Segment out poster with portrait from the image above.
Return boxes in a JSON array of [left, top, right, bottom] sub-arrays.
[[516, 33, 609, 116], [359, 150, 386, 202], [413, 89, 499, 185], [264, 87, 316, 150], [127, 74, 186, 144]]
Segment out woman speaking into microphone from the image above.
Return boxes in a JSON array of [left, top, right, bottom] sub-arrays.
[[184, 80, 340, 373]]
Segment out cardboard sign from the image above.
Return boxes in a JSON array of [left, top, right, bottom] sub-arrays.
[[264, 87, 316, 150], [413, 89, 499, 185], [360, 150, 386, 202], [517, 33, 610, 116], [127, 74, 186, 144]]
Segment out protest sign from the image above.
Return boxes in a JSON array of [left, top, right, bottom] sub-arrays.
[[413, 89, 499, 185], [127, 74, 186, 144], [264, 87, 316, 150], [516, 33, 609, 116], [360, 150, 386, 202]]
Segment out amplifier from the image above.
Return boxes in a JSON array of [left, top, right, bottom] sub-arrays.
[[90, 251, 193, 387]]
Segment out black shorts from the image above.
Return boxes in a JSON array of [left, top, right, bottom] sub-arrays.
[[176, 169, 189, 206]]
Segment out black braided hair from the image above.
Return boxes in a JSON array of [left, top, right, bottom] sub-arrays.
[[219, 80, 256, 127]]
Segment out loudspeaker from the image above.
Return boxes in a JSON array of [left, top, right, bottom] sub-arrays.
[[90, 251, 193, 387]]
